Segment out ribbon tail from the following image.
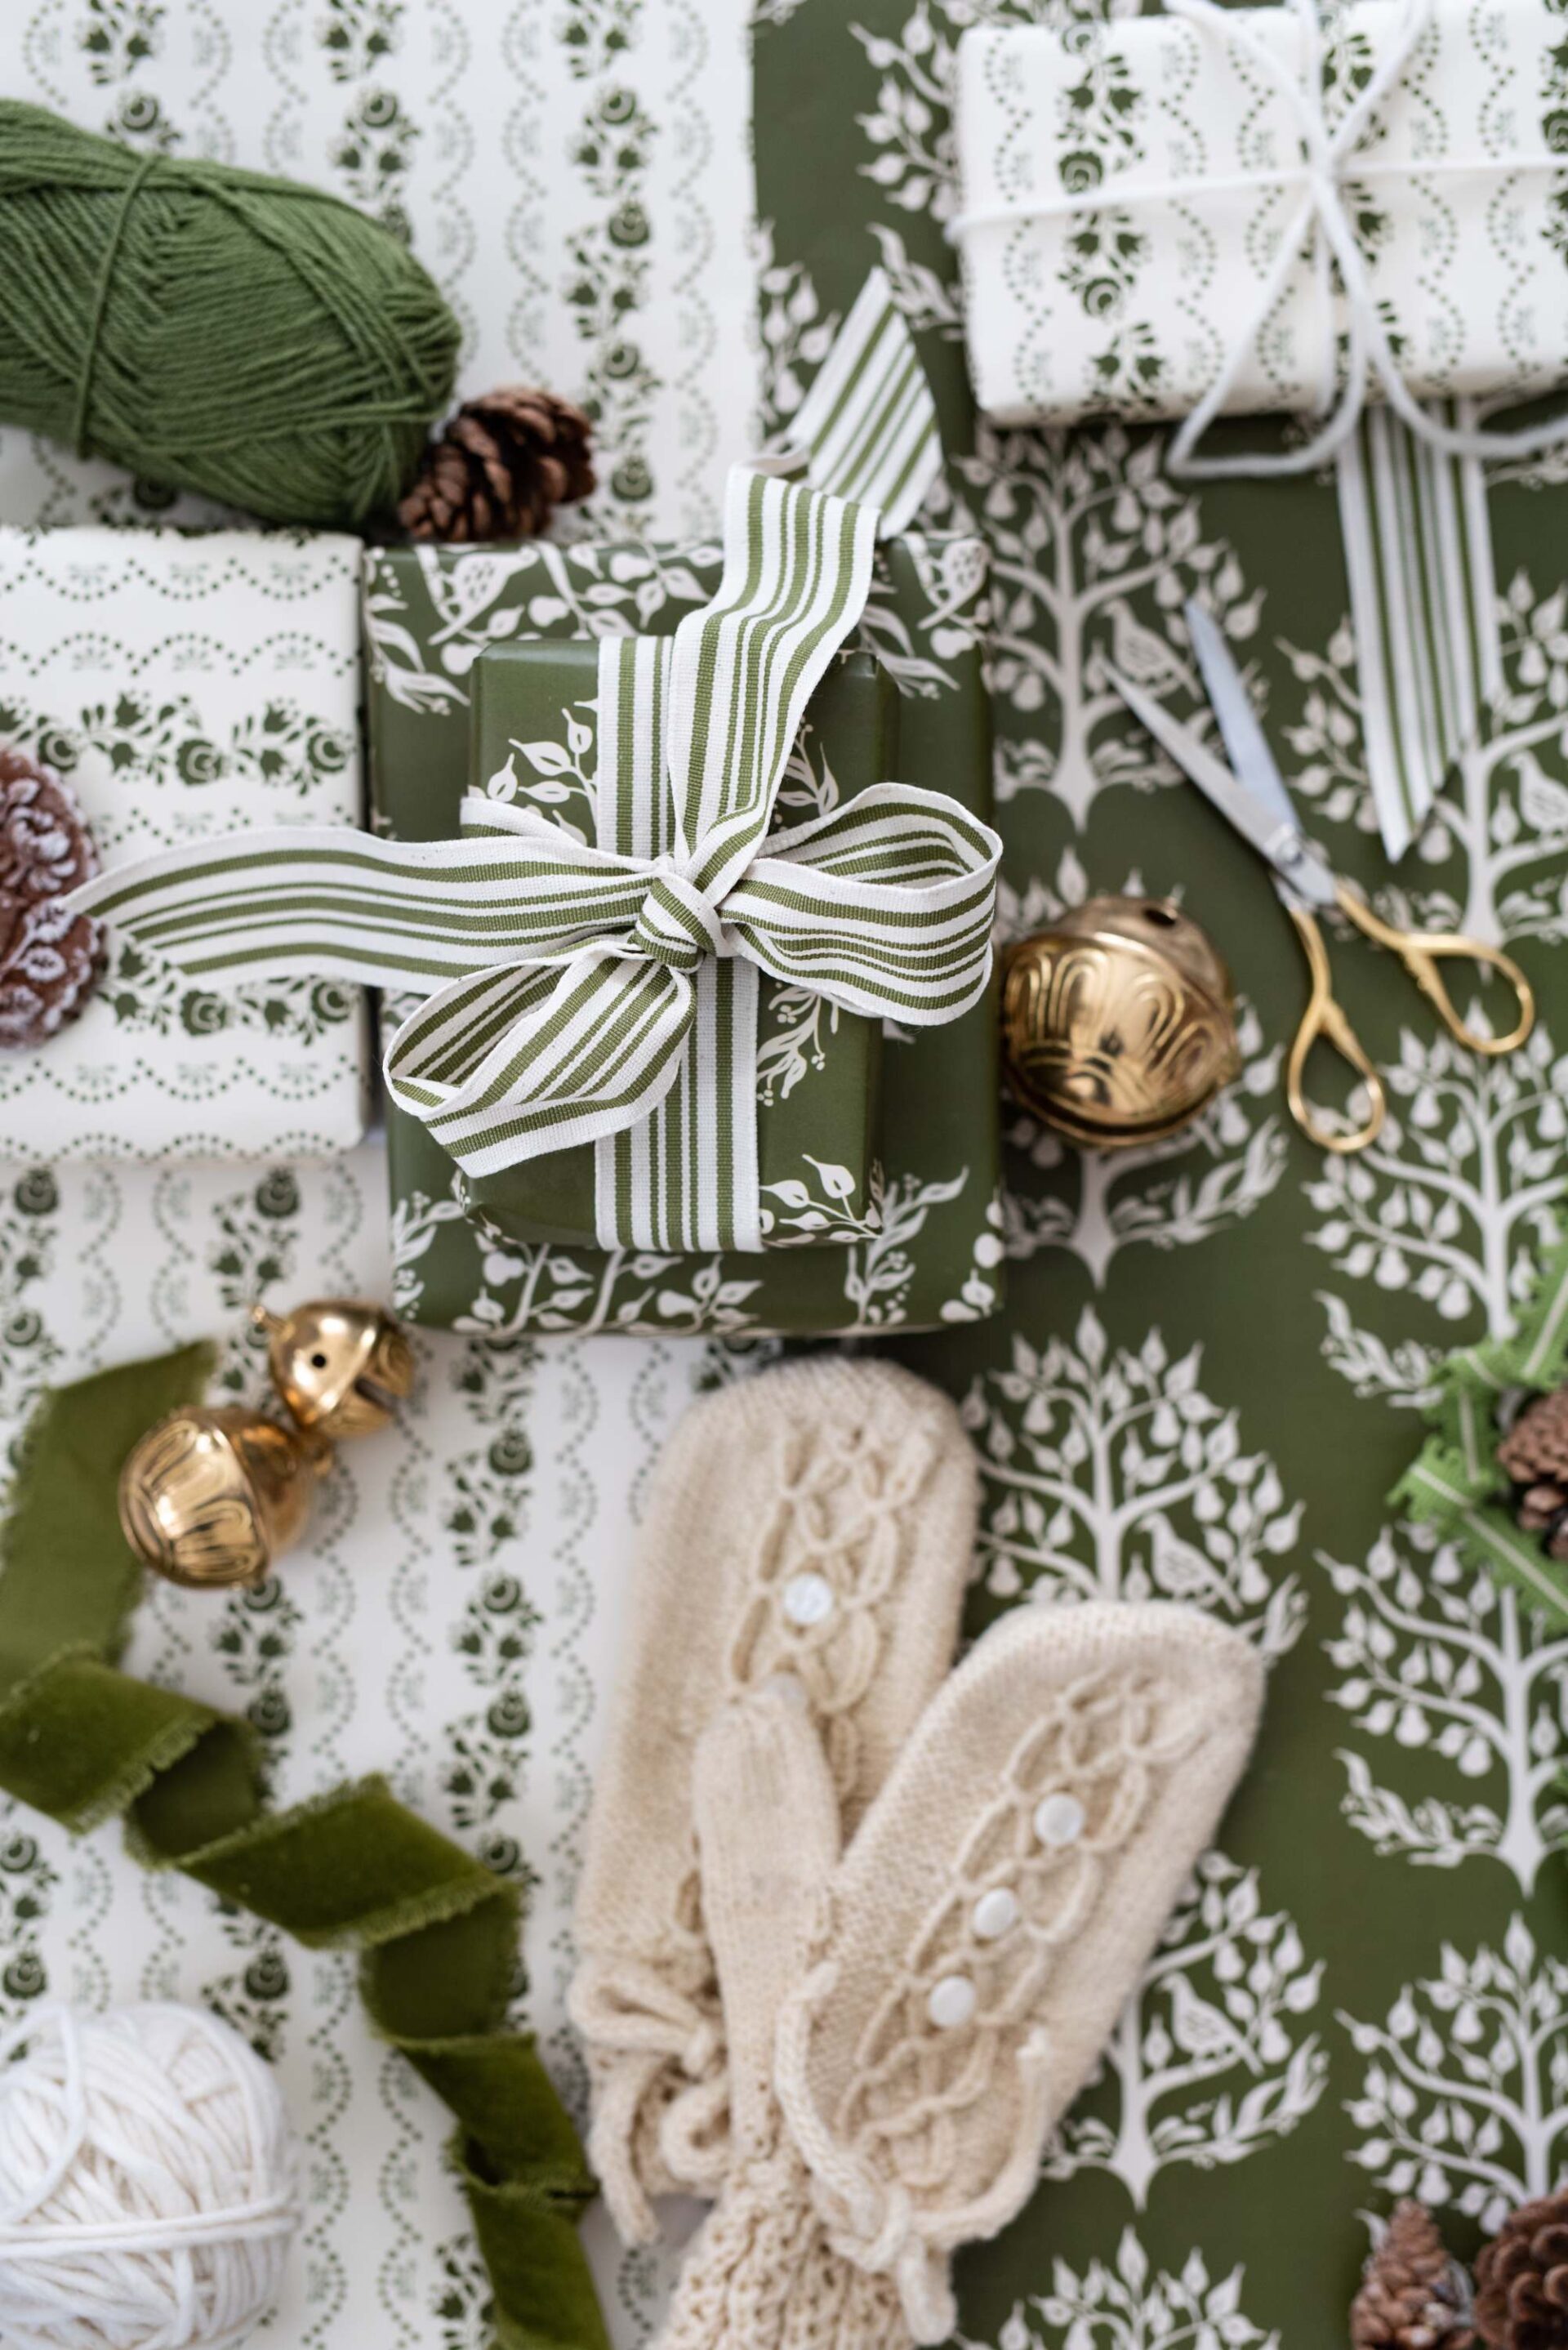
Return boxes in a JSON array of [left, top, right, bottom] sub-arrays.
[[386, 947, 696, 1179], [64, 822, 649, 992], [777, 267, 943, 536], [595, 956, 764, 1255]]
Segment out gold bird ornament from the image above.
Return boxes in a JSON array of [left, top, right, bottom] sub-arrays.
[[1001, 896, 1242, 1149], [118, 1300, 414, 1590]]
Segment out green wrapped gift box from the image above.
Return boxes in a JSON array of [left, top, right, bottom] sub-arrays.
[[461, 641, 891, 1251], [365, 532, 1004, 1336]]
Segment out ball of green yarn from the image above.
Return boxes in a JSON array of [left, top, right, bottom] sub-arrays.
[[0, 101, 461, 529]]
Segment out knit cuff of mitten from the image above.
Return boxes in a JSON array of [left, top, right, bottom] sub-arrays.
[[657, 1685, 909, 2350], [569, 1358, 978, 2241]]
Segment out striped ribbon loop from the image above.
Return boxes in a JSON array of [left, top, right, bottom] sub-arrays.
[[66, 271, 987, 1248]]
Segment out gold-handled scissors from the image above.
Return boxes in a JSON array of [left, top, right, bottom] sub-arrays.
[[1107, 601, 1535, 1154]]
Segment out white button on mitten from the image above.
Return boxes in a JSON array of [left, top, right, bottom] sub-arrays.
[[653, 1601, 1263, 2350]]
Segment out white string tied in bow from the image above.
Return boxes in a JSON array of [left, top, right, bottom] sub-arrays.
[[950, 0, 1568, 478]]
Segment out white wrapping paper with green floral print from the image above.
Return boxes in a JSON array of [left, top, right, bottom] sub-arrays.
[[952, 0, 1568, 429], [0, 528, 368, 1159]]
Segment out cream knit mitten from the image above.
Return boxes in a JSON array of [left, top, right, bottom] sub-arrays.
[[656, 1600, 1264, 2350], [568, 1358, 979, 2240]]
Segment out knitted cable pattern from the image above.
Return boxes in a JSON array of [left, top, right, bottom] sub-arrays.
[[769, 1607, 1263, 2348], [655, 2144, 908, 2350], [763, 1661, 1200, 2343], [722, 1381, 948, 1799], [645, 1607, 1264, 2350], [570, 1358, 978, 2241], [829, 1660, 1200, 2198]]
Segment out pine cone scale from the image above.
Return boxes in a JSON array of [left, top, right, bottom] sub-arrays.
[[1498, 1390, 1568, 1486], [1497, 1389, 1568, 1563], [1476, 2195, 1568, 2350], [1352, 2202, 1478, 2350]]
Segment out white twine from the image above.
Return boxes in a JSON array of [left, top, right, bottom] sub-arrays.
[[949, 0, 1568, 477], [0, 2004, 301, 2350]]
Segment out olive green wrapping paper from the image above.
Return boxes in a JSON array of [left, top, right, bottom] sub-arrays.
[[368, 537, 1004, 1336], [460, 642, 891, 1251], [0, 1353, 609, 2350], [755, 2, 1568, 2342]]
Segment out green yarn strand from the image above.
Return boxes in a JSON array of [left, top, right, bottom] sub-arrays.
[[0, 101, 461, 528]]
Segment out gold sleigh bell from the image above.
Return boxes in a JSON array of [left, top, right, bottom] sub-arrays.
[[118, 1300, 414, 1590], [1000, 896, 1242, 1149]]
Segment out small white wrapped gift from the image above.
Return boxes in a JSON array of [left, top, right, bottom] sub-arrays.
[[0, 528, 368, 1161], [953, 0, 1568, 453]]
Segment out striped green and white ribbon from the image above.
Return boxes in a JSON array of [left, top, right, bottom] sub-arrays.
[[757, 266, 942, 533], [590, 636, 764, 1251], [1393, 1242, 1568, 1632], [1335, 400, 1499, 862], [68, 273, 996, 1253]]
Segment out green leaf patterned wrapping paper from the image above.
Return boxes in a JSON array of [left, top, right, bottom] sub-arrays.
[[951, 0, 1568, 430], [461, 642, 889, 1251], [0, 528, 368, 1158], [755, 0, 1568, 2341], [366, 534, 1004, 1336]]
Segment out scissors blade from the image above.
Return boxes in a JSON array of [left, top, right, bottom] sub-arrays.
[[1183, 600, 1295, 833], [1105, 659, 1338, 910]]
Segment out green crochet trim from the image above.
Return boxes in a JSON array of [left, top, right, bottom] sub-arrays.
[[0, 1352, 608, 2350], [1392, 1240, 1568, 1632]]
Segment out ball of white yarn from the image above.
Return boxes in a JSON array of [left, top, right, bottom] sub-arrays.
[[0, 2003, 301, 2350]]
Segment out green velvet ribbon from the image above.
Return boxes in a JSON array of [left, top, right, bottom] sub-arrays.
[[0, 1347, 609, 2350], [1392, 1239, 1568, 1632]]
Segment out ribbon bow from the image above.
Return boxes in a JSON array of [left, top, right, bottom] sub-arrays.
[[68, 276, 1001, 1255]]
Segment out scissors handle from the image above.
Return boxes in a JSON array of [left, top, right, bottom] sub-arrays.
[[1334, 882, 1536, 1057], [1284, 902, 1388, 1155]]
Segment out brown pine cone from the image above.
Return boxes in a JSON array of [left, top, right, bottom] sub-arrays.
[[0, 749, 100, 1049], [1352, 2202, 1477, 2350], [1475, 2193, 1568, 2350], [1499, 1390, 1568, 1487], [1516, 1485, 1568, 1561], [1498, 1392, 1568, 1561], [399, 386, 596, 544]]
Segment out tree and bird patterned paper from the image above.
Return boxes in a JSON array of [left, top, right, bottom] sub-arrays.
[[0, 2, 1566, 2348], [753, 1, 1568, 2343]]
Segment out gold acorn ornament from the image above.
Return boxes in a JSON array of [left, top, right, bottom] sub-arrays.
[[118, 1409, 330, 1591], [256, 1297, 414, 1439], [1000, 895, 1242, 1149], [118, 1300, 414, 1590]]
